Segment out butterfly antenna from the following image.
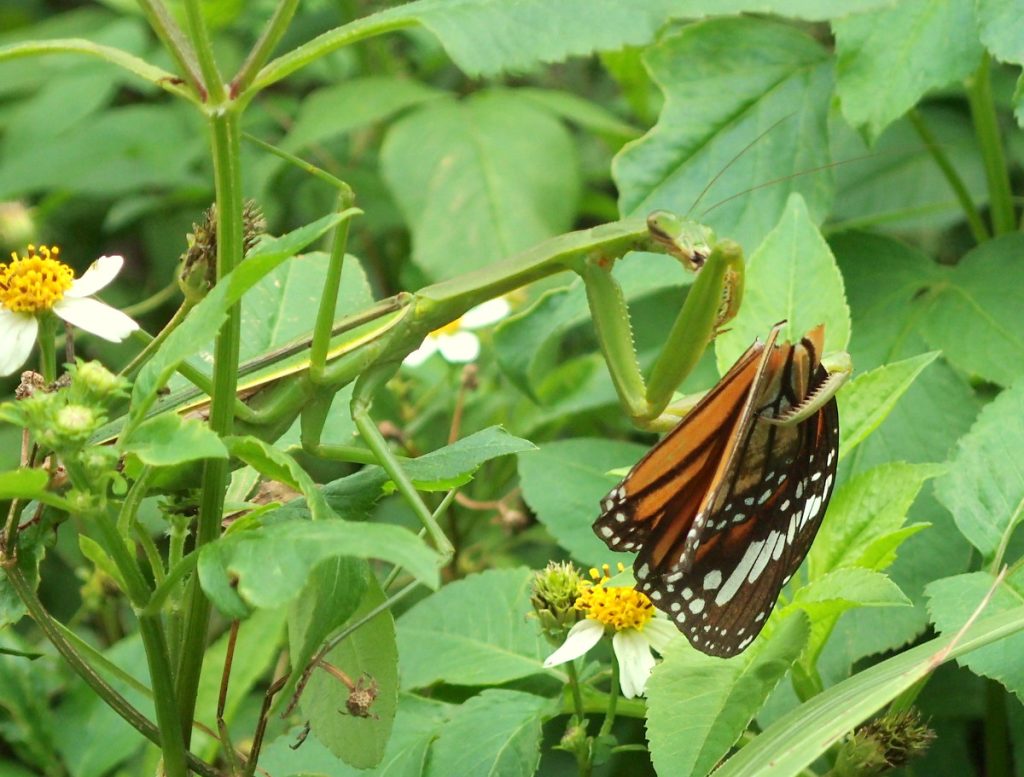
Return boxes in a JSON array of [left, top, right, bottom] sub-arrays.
[[685, 112, 796, 218]]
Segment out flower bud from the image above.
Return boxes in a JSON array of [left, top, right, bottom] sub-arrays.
[[531, 561, 584, 643], [833, 709, 935, 776], [71, 360, 127, 400]]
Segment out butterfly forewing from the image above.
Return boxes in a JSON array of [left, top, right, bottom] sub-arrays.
[[593, 325, 840, 657]]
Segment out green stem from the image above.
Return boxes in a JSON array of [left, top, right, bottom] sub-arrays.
[[176, 107, 245, 745], [181, 0, 224, 102], [37, 314, 58, 383], [598, 654, 621, 739], [230, 0, 301, 97], [564, 660, 587, 723], [122, 278, 182, 319], [135, 0, 205, 97], [907, 109, 989, 244], [119, 300, 195, 379], [966, 53, 1015, 236]]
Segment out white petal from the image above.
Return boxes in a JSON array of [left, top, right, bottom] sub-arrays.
[[54, 297, 139, 342], [403, 337, 439, 367], [65, 255, 124, 298], [459, 297, 511, 329], [0, 310, 38, 376], [642, 618, 680, 655], [436, 331, 480, 363], [613, 629, 656, 699], [543, 618, 604, 668]]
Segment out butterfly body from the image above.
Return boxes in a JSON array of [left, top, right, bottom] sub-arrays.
[[593, 324, 839, 657]]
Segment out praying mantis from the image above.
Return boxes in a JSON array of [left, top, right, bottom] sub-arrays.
[[114, 202, 849, 567]]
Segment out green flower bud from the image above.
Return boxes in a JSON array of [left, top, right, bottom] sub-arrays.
[[531, 561, 584, 643], [56, 404, 99, 443], [178, 200, 266, 302], [833, 709, 935, 776], [0, 201, 35, 253], [71, 360, 128, 400]]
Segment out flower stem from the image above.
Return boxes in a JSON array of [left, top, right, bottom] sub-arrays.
[[181, 0, 224, 102], [175, 106, 245, 746], [37, 314, 57, 383], [598, 654, 621, 739], [966, 53, 1015, 236], [565, 660, 587, 723], [230, 0, 301, 97]]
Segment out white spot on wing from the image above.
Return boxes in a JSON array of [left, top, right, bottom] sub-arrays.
[[689, 598, 705, 614], [703, 570, 722, 590], [715, 539, 765, 606]]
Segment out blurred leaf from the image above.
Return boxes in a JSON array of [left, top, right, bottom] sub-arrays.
[[646, 611, 809, 777], [0, 633, 59, 774], [425, 690, 551, 777], [226, 436, 335, 521], [283, 77, 445, 152], [834, 0, 983, 140], [615, 18, 833, 254], [518, 438, 647, 565], [120, 413, 227, 466], [301, 575, 399, 769], [671, 0, 897, 18], [838, 352, 940, 456], [921, 234, 1024, 387], [976, 0, 1024, 66], [198, 517, 440, 615], [715, 604, 1024, 776], [516, 87, 641, 140], [927, 570, 1024, 702], [343, 0, 681, 78], [0, 468, 70, 510], [935, 380, 1024, 558], [381, 90, 579, 281], [810, 462, 943, 579], [830, 109, 989, 233], [716, 193, 851, 371], [396, 568, 556, 688]]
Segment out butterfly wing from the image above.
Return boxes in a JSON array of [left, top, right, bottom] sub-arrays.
[[594, 326, 840, 657]]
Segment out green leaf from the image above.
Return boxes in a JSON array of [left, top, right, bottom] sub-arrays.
[[645, 611, 809, 777], [830, 110, 990, 233], [283, 77, 444, 152], [714, 604, 1024, 777], [838, 352, 940, 457], [935, 380, 1024, 558], [518, 438, 647, 565], [381, 90, 579, 281], [834, 0, 984, 140], [396, 568, 556, 688], [976, 0, 1024, 66], [789, 568, 910, 620], [285, 559, 369, 714], [927, 571, 1024, 702], [516, 87, 641, 140], [79, 535, 126, 593], [316, 426, 536, 520], [119, 413, 227, 466], [716, 193, 851, 371], [920, 234, 1024, 387], [425, 690, 551, 777], [615, 17, 834, 254], [258, 695, 451, 777], [301, 575, 399, 769], [671, 0, 897, 18], [198, 517, 441, 614], [0, 632, 61, 774], [809, 462, 944, 577], [0, 468, 70, 510], [226, 436, 334, 521], [361, 0, 680, 78]]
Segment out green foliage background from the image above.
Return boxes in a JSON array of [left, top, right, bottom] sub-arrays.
[[2, 0, 1024, 776]]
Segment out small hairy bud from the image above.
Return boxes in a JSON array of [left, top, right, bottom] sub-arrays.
[[71, 360, 128, 400], [531, 561, 584, 643], [179, 200, 266, 301], [833, 709, 936, 776]]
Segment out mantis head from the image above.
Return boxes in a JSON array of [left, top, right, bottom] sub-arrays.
[[646, 211, 715, 272]]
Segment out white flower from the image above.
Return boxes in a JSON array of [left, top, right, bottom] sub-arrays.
[[403, 297, 511, 367], [0, 247, 139, 376], [543, 565, 680, 699]]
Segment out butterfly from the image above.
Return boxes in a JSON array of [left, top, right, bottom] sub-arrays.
[[592, 322, 840, 657]]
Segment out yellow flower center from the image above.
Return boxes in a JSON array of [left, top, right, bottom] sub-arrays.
[[574, 564, 655, 631], [0, 246, 74, 314]]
